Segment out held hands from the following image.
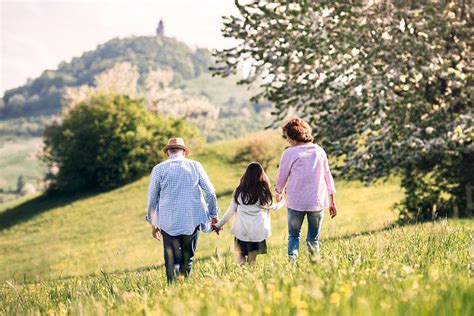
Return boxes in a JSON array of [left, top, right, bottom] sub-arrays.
[[211, 217, 223, 235], [275, 192, 283, 202], [151, 226, 162, 241]]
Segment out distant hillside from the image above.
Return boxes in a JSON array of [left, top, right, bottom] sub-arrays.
[[0, 34, 273, 202], [1, 35, 214, 118]]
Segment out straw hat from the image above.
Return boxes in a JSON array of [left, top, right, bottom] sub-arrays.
[[163, 138, 190, 155]]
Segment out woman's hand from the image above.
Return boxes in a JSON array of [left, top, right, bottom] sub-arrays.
[[152, 226, 162, 240], [329, 194, 337, 218], [329, 202, 337, 218]]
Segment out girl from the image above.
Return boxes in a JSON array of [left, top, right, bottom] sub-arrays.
[[275, 117, 338, 261], [213, 162, 284, 265]]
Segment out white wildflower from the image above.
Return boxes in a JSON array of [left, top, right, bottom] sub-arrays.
[[425, 127, 434, 134]]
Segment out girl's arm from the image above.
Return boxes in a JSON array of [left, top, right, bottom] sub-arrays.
[[215, 198, 238, 229]]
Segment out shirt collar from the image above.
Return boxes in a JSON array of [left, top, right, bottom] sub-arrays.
[[168, 154, 184, 160]]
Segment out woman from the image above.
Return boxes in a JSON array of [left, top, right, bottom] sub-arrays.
[[275, 118, 338, 260]]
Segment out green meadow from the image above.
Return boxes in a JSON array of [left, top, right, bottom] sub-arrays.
[[0, 138, 472, 315]]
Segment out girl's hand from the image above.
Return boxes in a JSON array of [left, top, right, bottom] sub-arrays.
[[275, 193, 283, 202]]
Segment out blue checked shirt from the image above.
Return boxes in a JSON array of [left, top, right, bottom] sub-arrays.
[[146, 156, 219, 236]]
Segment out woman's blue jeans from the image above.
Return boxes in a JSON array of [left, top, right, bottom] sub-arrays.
[[288, 208, 324, 259]]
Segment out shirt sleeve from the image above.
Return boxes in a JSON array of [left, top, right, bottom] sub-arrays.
[[275, 149, 292, 194], [196, 162, 219, 217], [145, 167, 160, 228], [215, 197, 238, 228], [323, 150, 336, 195]]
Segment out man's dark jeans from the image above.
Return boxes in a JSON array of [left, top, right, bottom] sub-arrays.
[[162, 226, 199, 284]]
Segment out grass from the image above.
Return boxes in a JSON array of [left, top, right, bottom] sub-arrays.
[[0, 136, 472, 315]]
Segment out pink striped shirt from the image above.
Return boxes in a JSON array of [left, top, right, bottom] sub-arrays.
[[275, 144, 336, 212]]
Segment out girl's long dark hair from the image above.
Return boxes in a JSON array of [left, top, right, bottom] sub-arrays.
[[234, 162, 273, 206]]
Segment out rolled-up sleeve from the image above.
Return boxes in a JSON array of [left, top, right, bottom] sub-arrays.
[[275, 150, 292, 194], [146, 167, 160, 227], [323, 152, 336, 195], [196, 162, 219, 217]]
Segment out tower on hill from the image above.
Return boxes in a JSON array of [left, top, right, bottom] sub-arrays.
[[156, 19, 165, 36]]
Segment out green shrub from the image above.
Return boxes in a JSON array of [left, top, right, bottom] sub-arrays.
[[233, 132, 286, 170], [42, 93, 200, 191]]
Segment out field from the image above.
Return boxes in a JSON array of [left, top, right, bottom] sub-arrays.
[[0, 136, 45, 203], [0, 137, 472, 315]]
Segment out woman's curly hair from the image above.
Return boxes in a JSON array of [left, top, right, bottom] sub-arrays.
[[282, 118, 314, 143]]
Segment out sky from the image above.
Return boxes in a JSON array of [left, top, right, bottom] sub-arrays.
[[0, 0, 239, 94]]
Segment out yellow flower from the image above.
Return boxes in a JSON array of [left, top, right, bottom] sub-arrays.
[[339, 283, 352, 296], [290, 286, 302, 305], [228, 309, 239, 316], [273, 291, 283, 299], [216, 307, 226, 314], [242, 304, 253, 313], [330, 292, 341, 305], [297, 310, 308, 316], [263, 306, 272, 314]]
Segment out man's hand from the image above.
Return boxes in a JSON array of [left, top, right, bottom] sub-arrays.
[[329, 202, 337, 219], [211, 224, 221, 235], [152, 226, 161, 240]]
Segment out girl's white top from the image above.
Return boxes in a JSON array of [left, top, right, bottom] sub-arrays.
[[215, 194, 285, 242]]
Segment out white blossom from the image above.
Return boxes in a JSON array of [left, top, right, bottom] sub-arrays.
[[399, 19, 406, 32], [381, 31, 392, 41], [351, 48, 360, 57]]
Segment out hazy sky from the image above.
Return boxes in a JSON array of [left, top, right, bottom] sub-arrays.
[[0, 0, 238, 94]]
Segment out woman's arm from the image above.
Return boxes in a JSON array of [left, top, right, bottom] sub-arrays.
[[323, 151, 337, 218], [215, 198, 238, 228], [323, 151, 336, 195], [275, 150, 292, 197]]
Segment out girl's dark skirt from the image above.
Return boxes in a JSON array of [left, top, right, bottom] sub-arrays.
[[234, 237, 267, 255]]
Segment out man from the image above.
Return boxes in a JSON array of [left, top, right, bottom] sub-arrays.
[[146, 138, 219, 283]]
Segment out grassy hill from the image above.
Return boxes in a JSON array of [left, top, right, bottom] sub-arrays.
[[0, 138, 472, 315]]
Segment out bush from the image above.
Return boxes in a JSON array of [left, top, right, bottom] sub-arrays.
[[42, 93, 200, 192], [233, 132, 286, 170]]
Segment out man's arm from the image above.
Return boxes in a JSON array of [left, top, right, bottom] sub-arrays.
[[146, 167, 161, 228], [196, 162, 219, 218]]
